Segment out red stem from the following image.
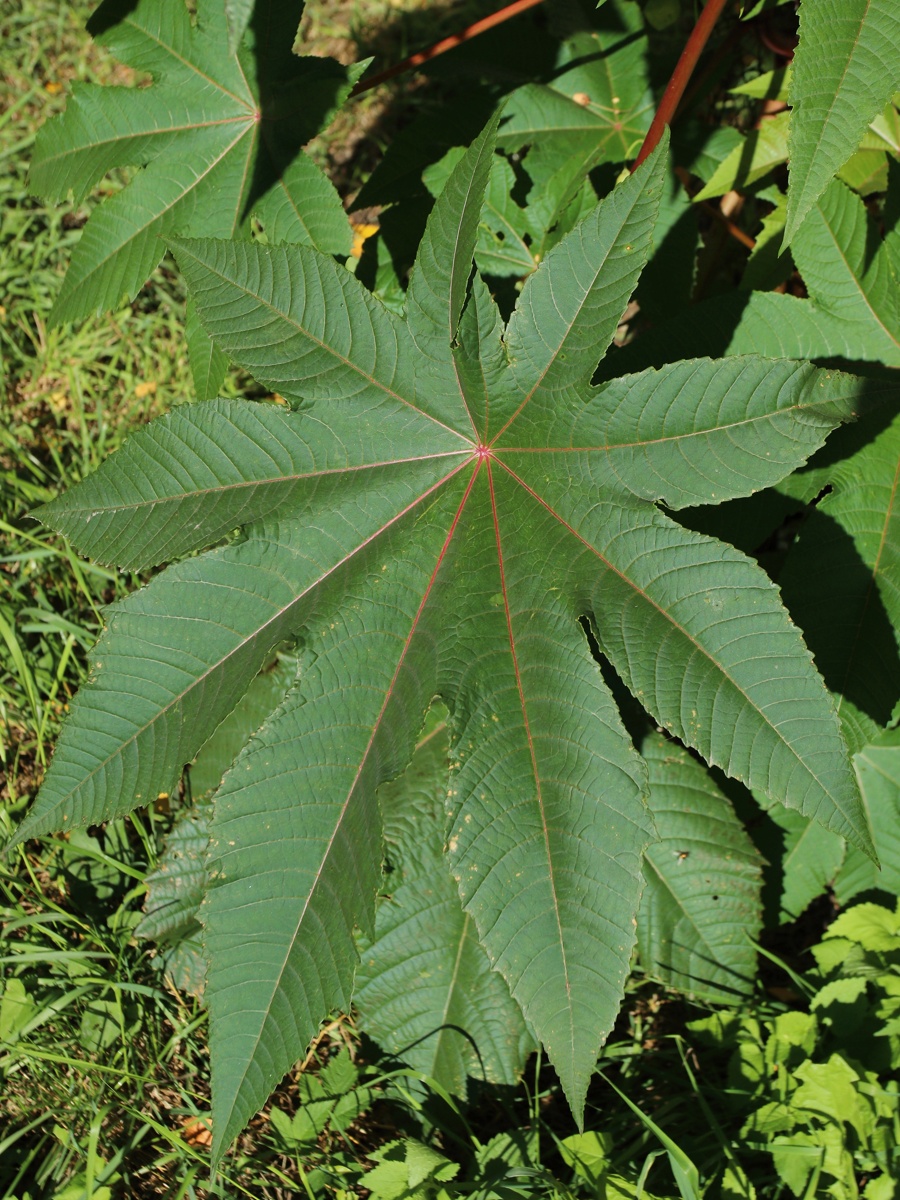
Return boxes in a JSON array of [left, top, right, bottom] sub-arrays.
[[632, 0, 732, 170], [350, 0, 546, 96]]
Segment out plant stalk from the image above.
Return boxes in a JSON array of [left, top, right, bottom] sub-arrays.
[[350, 0, 546, 96], [632, 0, 732, 169]]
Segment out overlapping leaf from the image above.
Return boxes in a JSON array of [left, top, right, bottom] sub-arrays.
[[639, 733, 762, 1003], [779, 407, 900, 752], [786, 0, 900, 242], [496, 0, 653, 195], [359, 0, 651, 286], [32, 0, 353, 326], [18, 120, 881, 1159]]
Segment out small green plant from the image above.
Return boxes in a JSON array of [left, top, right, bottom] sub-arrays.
[[687, 900, 900, 1199], [10, 0, 900, 1176]]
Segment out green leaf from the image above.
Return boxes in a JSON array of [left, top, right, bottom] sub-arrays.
[[778, 407, 900, 745], [23, 120, 876, 1156], [185, 297, 229, 401], [355, 720, 533, 1096], [253, 149, 352, 257], [224, 0, 254, 55], [137, 802, 210, 996], [790, 179, 900, 366], [500, 138, 666, 435], [639, 733, 763, 1002], [137, 803, 211, 945], [695, 111, 790, 202], [363, 1139, 459, 1200], [36, 397, 466, 570], [786, 0, 900, 243], [189, 654, 299, 798], [764, 803, 845, 921], [32, 0, 353, 324], [835, 729, 900, 903], [602, 174, 900, 373]]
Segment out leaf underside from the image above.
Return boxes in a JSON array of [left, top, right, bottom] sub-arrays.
[[21, 124, 876, 1158], [639, 733, 763, 1003]]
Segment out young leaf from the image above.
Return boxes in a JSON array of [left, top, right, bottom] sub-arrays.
[[20, 125, 876, 1155], [639, 733, 762, 1003], [785, 0, 900, 243], [32, 0, 353, 325], [355, 719, 533, 1096]]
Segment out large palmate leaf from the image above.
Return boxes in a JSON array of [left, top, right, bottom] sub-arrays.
[[32, 0, 353, 326], [355, 717, 533, 1096], [785, 0, 900, 243], [18, 121, 881, 1157], [639, 733, 762, 1003]]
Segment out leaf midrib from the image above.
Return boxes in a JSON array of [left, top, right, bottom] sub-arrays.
[[51, 450, 469, 520], [58, 124, 256, 299], [486, 459, 575, 1067], [121, 10, 253, 111], [492, 175, 649, 443], [496, 388, 853, 453], [815, 191, 900, 351], [791, 0, 877, 218], [175, 244, 470, 444]]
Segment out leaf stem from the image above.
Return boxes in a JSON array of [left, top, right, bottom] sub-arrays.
[[350, 0, 546, 96], [632, 0, 732, 170]]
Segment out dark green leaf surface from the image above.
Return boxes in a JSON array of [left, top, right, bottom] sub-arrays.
[[639, 734, 762, 1002], [185, 297, 229, 401], [355, 721, 533, 1096], [32, 0, 352, 324], [22, 128, 873, 1156], [137, 803, 212, 945], [779, 409, 900, 750], [786, 0, 900, 242], [834, 729, 900, 902], [764, 803, 845, 921]]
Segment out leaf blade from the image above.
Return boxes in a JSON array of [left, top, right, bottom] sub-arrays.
[[497, 138, 666, 438], [639, 733, 762, 1002], [355, 722, 533, 1096], [36, 397, 468, 569], [786, 0, 900, 243]]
